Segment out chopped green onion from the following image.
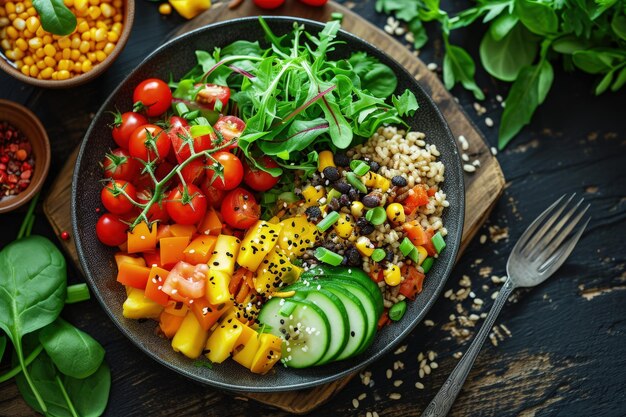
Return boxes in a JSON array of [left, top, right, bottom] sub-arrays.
[[408, 247, 421, 263], [327, 188, 342, 202], [175, 102, 190, 116], [316, 211, 340, 232], [365, 206, 387, 225], [352, 161, 370, 176], [399, 237, 416, 256], [261, 193, 277, 205], [389, 301, 407, 321], [277, 191, 300, 203], [421, 257, 434, 273], [349, 159, 363, 171], [331, 12, 344, 22], [314, 247, 344, 266], [183, 110, 200, 120], [431, 232, 446, 253], [371, 248, 386, 262], [346, 172, 367, 193], [65, 283, 90, 304], [279, 301, 297, 317]]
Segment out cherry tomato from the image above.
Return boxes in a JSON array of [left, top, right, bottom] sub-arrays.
[[253, 0, 285, 9], [199, 180, 225, 209], [180, 159, 205, 185], [165, 184, 207, 225], [129, 124, 170, 163], [136, 188, 170, 223], [205, 151, 243, 191], [111, 111, 148, 149], [194, 84, 230, 111], [133, 78, 172, 117], [96, 213, 128, 246], [161, 261, 208, 303], [297, 0, 327, 5], [221, 187, 260, 229], [168, 115, 214, 163], [101, 180, 137, 214], [213, 115, 245, 150], [243, 156, 280, 192], [103, 148, 141, 181]]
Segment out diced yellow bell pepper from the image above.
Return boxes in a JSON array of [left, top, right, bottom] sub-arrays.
[[237, 221, 282, 271], [232, 325, 261, 369], [250, 333, 283, 374], [206, 269, 231, 305], [204, 313, 244, 363], [278, 215, 319, 258], [171, 312, 209, 359], [114, 252, 146, 269], [317, 150, 335, 172], [254, 247, 300, 294], [416, 245, 428, 265], [122, 287, 164, 319], [268, 216, 281, 224], [383, 264, 402, 286], [207, 234, 240, 275], [183, 235, 217, 265], [168, 0, 211, 20], [356, 236, 375, 257], [127, 222, 157, 254], [362, 171, 391, 192], [334, 214, 355, 239], [301, 185, 325, 206]]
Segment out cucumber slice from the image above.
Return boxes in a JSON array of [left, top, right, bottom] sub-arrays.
[[302, 266, 384, 317], [321, 281, 377, 355], [258, 298, 330, 368], [293, 288, 349, 364]]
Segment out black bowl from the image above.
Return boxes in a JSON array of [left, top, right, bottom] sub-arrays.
[[72, 16, 464, 392]]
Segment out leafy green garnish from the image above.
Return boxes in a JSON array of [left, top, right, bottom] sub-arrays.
[[32, 0, 77, 36]]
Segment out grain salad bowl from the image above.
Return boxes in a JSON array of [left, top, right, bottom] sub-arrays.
[[71, 16, 465, 392]]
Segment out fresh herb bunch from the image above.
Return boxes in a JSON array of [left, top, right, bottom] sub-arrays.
[[0, 196, 110, 417], [376, 0, 626, 149], [171, 17, 419, 177]]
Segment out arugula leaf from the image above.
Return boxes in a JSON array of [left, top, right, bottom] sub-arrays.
[[499, 60, 554, 148], [480, 23, 538, 81], [32, 0, 76, 36], [443, 44, 485, 100], [392, 89, 419, 116]]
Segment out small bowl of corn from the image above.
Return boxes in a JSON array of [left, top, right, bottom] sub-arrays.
[[0, 0, 134, 88]]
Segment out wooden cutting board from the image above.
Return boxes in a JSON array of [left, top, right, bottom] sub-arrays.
[[43, 1, 504, 413]]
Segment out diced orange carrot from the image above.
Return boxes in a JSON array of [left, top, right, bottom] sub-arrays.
[[160, 236, 190, 267], [117, 262, 151, 289], [183, 235, 217, 265], [169, 224, 196, 238], [145, 266, 170, 306], [190, 297, 232, 331]]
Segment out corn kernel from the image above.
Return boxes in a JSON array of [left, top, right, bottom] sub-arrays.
[[12, 48, 23, 60], [0, 8, 5, 17], [8, 13, 17, 21], [70, 49, 80, 60], [113, 14, 122, 22], [27, 6, 37, 16], [81, 59, 92, 72], [15, 38, 27, 51], [159, 3, 172, 15], [12, 17, 25, 31], [0, 39, 10, 50], [14, 59, 23, 68], [23, 55, 34, 65], [40, 67, 53, 79], [0, 17, 8, 28], [87, 51, 96, 61], [103, 42, 115, 54], [20, 64, 30, 75], [111, 22, 122, 34], [334, 214, 355, 239], [74, 0, 88, 12], [57, 36, 71, 49], [318, 150, 335, 172], [5, 3, 16, 14], [29, 64, 38, 77], [356, 236, 375, 257], [57, 69, 70, 80], [54, 51, 62, 60], [383, 265, 402, 286], [64, 0, 74, 5], [106, 30, 118, 42], [81, 31, 91, 41], [73, 61, 82, 73], [113, 0, 122, 7], [77, 20, 89, 33], [6, 26, 18, 39], [88, 5, 102, 19], [25, 0, 33, 7], [43, 56, 56, 67], [89, 0, 99, 5], [94, 40, 105, 50], [95, 50, 106, 62], [36, 59, 45, 69], [34, 47, 45, 58], [58, 59, 70, 70], [51, 71, 58, 80], [22, 28, 32, 38], [94, 27, 106, 42], [62, 47, 71, 59], [386, 203, 406, 224], [100, 3, 113, 17], [79, 40, 90, 53], [70, 35, 81, 49], [35, 26, 44, 37], [42, 34, 51, 44], [43, 43, 56, 56], [78, 55, 85, 62], [350, 201, 365, 218], [15, 3, 25, 13], [25, 15, 38, 32]]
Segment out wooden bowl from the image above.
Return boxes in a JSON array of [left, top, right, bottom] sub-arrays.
[[0, 0, 135, 88], [0, 99, 50, 213]]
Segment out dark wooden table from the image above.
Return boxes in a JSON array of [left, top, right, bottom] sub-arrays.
[[1, 1, 625, 416]]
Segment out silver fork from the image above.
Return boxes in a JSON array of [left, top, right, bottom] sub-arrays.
[[422, 194, 590, 417]]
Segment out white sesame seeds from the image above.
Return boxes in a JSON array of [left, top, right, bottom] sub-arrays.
[[358, 393, 367, 401], [472, 159, 481, 167], [480, 234, 487, 244], [453, 351, 463, 359], [352, 398, 359, 409], [386, 369, 393, 379], [491, 146, 498, 156], [458, 135, 469, 151], [389, 393, 402, 400], [415, 382, 425, 389], [463, 164, 476, 173], [424, 319, 435, 327], [394, 344, 408, 355], [393, 379, 403, 387], [461, 153, 469, 161], [485, 117, 494, 127], [474, 298, 484, 306], [427, 62, 438, 71]]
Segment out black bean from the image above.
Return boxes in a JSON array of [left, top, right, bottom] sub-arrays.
[[362, 194, 381, 208], [334, 153, 350, 167], [368, 160, 380, 172], [305, 206, 322, 222], [322, 166, 341, 182], [391, 175, 408, 187], [345, 246, 361, 266], [348, 187, 360, 201], [333, 180, 351, 194], [356, 218, 375, 235], [309, 173, 323, 187], [339, 194, 351, 207], [385, 248, 395, 262], [327, 197, 341, 211]]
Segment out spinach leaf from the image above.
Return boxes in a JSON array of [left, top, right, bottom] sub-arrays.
[[552, 36, 592, 54], [39, 318, 105, 379], [480, 23, 538, 81], [392, 89, 419, 116], [63, 362, 111, 417], [612, 66, 626, 91], [360, 62, 398, 99], [515, 0, 558, 36], [499, 60, 554, 148], [443, 44, 485, 100], [0, 334, 5, 363], [489, 13, 519, 41], [32, 0, 76, 36]]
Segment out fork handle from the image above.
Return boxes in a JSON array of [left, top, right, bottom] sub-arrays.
[[421, 279, 515, 417]]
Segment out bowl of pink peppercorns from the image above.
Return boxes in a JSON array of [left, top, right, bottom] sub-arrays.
[[0, 99, 50, 213]]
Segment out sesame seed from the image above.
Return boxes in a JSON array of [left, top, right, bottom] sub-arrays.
[[463, 164, 476, 173], [415, 382, 425, 389], [474, 298, 484, 305], [485, 117, 494, 127], [491, 291, 499, 300], [386, 369, 392, 379], [461, 153, 469, 162], [472, 159, 481, 167], [430, 361, 439, 369], [480, 234, 487, 244], [419, 368, 425, 378], [417, 352, 424, 361], [366, 412, 373, 417], [491, 146, 498, 155], [393, 380, 403, 387], [428, 351, 436, 361], [389, 393, 402, 400], [373, 412, 380, 417], [358, 393, 367, 401], [352, 399, 359, 409], [427, 62, 438, 71], [424, 319, 435, 326], [394, 344, 408, 355], [453, 352, 463, 359]]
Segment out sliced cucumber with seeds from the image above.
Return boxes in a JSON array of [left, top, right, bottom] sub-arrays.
[[291, 287, 349, 364], [257, 298, 330, 368]]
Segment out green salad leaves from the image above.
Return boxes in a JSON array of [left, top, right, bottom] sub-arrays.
[[171, 17, 419, 176], [376, 0, 626, 149]]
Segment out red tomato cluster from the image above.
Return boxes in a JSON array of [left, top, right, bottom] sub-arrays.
[[96, 77, 279, 247]]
